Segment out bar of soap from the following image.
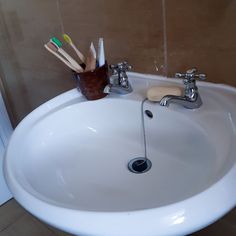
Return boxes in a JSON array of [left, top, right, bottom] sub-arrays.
[[147, 86, 182, 102]]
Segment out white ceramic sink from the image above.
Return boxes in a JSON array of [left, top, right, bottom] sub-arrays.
[[4, 73, 236, 236]]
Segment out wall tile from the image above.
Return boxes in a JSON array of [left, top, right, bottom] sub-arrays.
[[165, 0, 236, 86], [0, 0, 75, 124], [59, 0, 164, 74]]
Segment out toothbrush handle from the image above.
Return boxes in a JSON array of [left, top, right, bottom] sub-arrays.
[[58, 48, 83, 72], [44, 45, 78, 71], [71, 43, 85, 63]]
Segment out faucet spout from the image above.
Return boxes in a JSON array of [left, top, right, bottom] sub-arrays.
[[159, 68, 206, 109], [105, 62, 133, 95], [160, 94, 202, 109]]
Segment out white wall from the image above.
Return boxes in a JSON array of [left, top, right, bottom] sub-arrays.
[[0, 92, 13, 205]]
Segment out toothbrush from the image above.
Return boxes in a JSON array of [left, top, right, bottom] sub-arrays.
[[44, 42, 79, 71], [62, 34, 85, 63], [85, 42, 97, 71], [98, 38, 105, 67], [50, 37, 83, 72]]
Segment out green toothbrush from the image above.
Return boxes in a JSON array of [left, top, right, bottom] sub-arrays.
[[50, 37, 83, 72], [51, 37, 62, 47]]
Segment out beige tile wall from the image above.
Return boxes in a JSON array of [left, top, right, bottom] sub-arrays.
[[0, 0, 75, 125], [59, 0, 164, 74], [0, 0, 235, 125], [165, 0, 236, 86]]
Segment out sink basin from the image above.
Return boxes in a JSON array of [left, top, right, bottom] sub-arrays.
[[4, 73, 236, 236]]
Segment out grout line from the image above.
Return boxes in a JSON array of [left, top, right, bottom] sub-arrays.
[[0, 211, 27, 233], [56, 0, 65, 34], [162, 0, 168, 77]]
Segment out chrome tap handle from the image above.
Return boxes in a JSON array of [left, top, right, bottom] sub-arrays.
[[106, 62, 133, 94], [110, 65, 118, 75], [195, 73, 206, 81], [175, 68, 206, 82], [110, 62, 132, 75], [186, 68, 197, 74]]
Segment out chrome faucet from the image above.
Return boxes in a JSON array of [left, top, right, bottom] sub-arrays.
[[104, 62, 133, 94], [160, 68, 206, 109]]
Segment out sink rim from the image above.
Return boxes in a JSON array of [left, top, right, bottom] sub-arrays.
[[4, 154, 236, 235], [4, 74, 236, 236], [5, 98, 235, 211]]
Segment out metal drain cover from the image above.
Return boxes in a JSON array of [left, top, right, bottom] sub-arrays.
[[128, 157, 152, 174]]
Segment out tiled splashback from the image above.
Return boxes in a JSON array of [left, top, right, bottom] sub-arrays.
[[0, 0, 235, 125]]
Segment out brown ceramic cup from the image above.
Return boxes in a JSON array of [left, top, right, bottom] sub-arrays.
[[73, 62, 109, 100]]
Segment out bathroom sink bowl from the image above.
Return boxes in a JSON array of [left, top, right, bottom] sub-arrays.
[[4, 73, 236, 236]]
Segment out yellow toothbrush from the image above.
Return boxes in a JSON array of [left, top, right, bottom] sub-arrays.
[[63, 34, 85, 63]]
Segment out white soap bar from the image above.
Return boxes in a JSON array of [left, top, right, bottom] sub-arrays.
[[147, 86, 182, 102]]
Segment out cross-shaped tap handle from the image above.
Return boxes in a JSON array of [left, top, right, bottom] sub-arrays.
[[110, 62, 132, 75], [175, 68, 206, 82]]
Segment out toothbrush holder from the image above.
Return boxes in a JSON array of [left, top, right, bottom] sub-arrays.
[[73, 62, 109, 100]]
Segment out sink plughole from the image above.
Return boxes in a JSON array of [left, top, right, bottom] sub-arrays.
[[4, 73, 236, 236]]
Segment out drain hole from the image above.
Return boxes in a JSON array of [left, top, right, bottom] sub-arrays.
[[145, 110, 153, 118], [132, 160, 148, 172], [128, 157, 152, 174]]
